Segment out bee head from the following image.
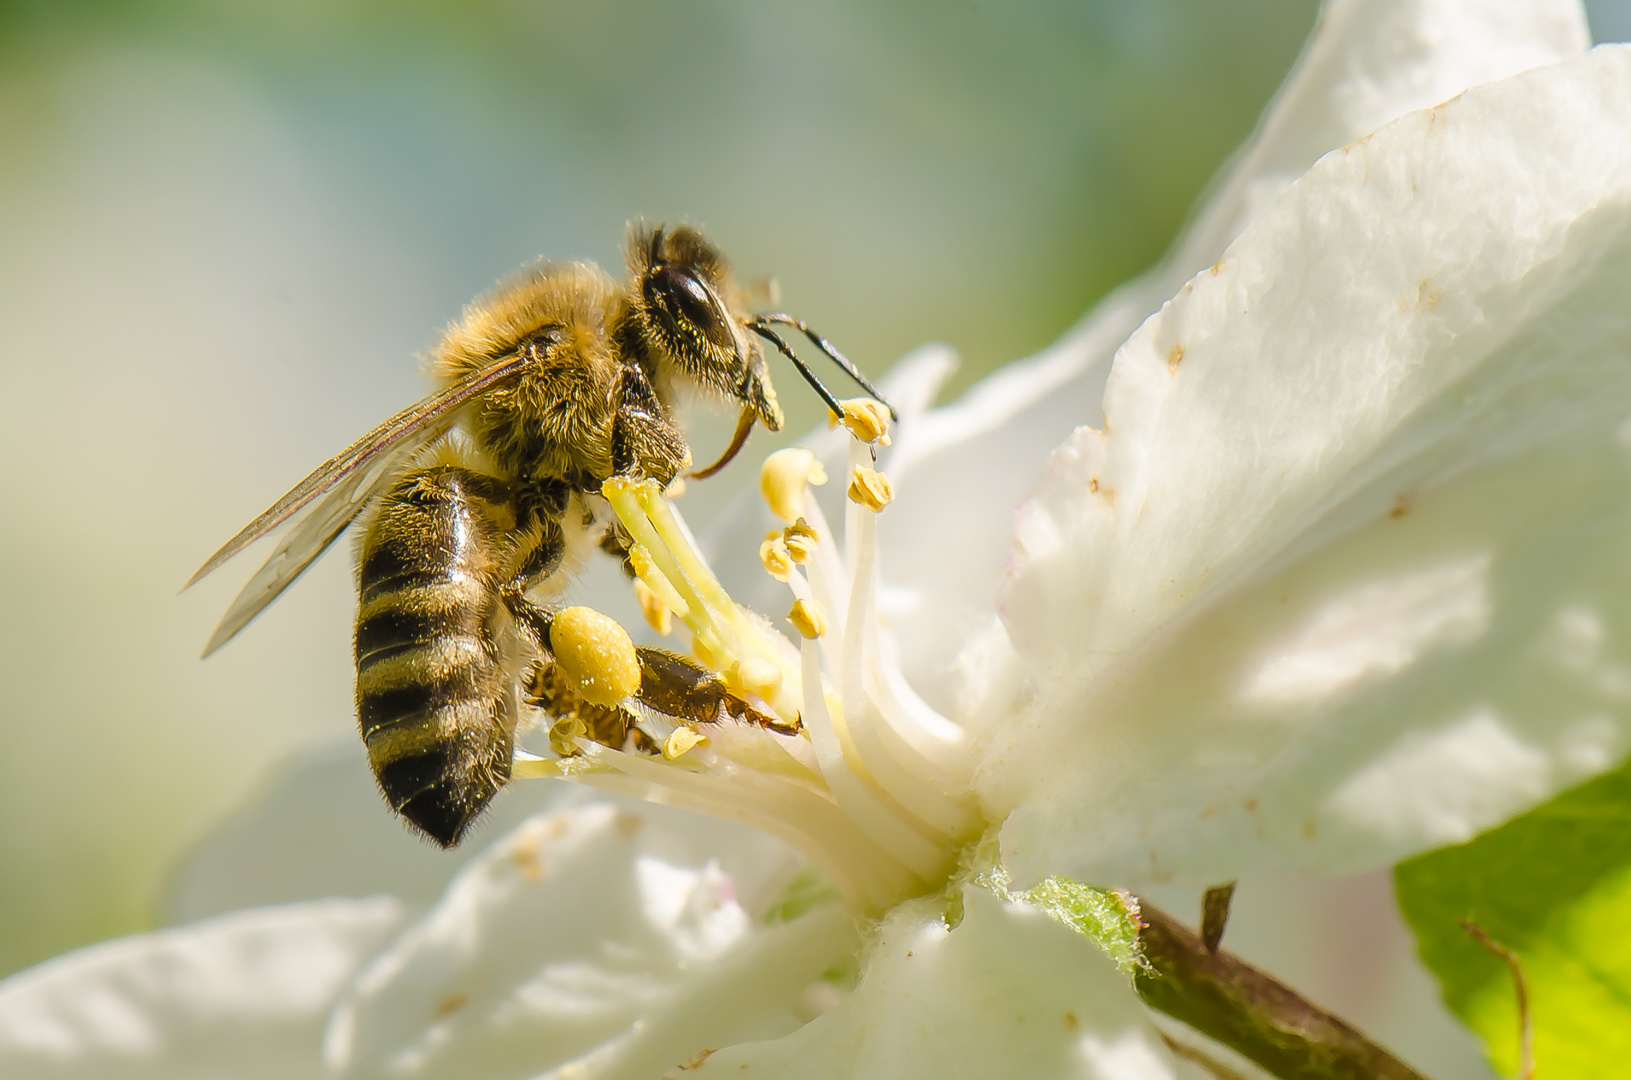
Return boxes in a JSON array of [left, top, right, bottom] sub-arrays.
[[628, 222, 783, 433]]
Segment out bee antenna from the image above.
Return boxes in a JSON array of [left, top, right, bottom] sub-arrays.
[[748, 322, 844, 419], [649, 226, 665, 266], [751, 314, 896, 420]]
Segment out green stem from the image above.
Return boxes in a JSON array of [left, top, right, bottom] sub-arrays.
[[1132, 900, 1430, 1080]]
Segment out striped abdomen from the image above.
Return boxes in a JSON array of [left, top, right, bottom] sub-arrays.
[[355, 466, 517, 847]]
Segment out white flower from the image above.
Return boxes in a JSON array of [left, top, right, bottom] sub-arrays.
[[6, 1, 1630, 1077]]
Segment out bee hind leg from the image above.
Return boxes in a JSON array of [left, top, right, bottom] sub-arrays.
[[635, 646, 800, 736], [502, 590, 800, 753]]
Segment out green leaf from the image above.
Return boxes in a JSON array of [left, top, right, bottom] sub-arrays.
[[1395, 761, 1631, 1077]]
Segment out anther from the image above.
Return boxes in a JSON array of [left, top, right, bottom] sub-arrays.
[[788, 597, 828, 639], [549, 714, 588, 758], [663, 726, 709, 759], [735, 656, 783, 702], [759, 534, 794, 582], [832, 399, 892, 446], [633, 578, 672, 636], [761, 448, 828, 525], [846, 465, 894, 512], [548, 606, 641, 706], [783, 519, 818, 563]]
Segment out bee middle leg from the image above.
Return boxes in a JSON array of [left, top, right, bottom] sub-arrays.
[[525, 656, 656, 755]]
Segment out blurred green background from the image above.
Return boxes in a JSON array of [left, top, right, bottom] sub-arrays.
[[0, 0, 1627, 1001]]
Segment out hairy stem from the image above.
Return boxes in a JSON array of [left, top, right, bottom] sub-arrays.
[[1132, 901, 1430, 1080]]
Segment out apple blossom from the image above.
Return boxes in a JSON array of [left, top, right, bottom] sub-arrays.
[[4, 1, 1628, 1077]]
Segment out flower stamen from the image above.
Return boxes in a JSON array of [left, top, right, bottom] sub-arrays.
[[788, 597, 828, 639], [832, 398, 893, 446], [846, 465, 894, 512], [632, 577, 673, 635], [515, 415, 981, 913], [760, 448, 828, 525]]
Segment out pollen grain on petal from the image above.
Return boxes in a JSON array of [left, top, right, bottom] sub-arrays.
[[432, 992, 469, 1020]]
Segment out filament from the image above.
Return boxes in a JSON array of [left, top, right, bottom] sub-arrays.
[[522, 409, 981, 914]]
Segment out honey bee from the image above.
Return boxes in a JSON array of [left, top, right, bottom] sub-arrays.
[[187, 222, 892, 847]]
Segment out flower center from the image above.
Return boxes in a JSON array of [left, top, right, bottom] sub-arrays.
[[513, 403, 983, 912]]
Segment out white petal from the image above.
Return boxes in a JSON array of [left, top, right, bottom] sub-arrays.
[[0, 898, 405, 1079], [877, 0, 1589, 707], [990, 46, 1631, 886], [327, 801, 860, 1079], [688, 887, 1174, 1080], [163, 744, 587, 923], [1169, 0, 1589, 278]]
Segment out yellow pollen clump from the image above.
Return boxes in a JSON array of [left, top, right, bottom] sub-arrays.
[[847, 465, 894, 512], [759, 534, 794, 581], [632, 578, 672, 636], [761, 448, 828, 524], [783, 520, 818, 563], [549, 606, 641, 706], [663, 725, 709, 759], [830, 398, 892, 446], [787, 597, 828, 639]]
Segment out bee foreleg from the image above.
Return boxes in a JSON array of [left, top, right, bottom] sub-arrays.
[[597, 521, 638, 579], [611, 362, 691, 483], [634, 647, 800, 736]]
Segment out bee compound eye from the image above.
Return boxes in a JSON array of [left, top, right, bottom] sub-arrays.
[[648, 265, 736, 351]]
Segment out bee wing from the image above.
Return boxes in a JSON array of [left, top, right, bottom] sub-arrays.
[[188, 351, 532, 655], [197, 432, 439, 657]]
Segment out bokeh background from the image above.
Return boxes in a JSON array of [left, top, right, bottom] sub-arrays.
[[4, 1, 1631, 1074]]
